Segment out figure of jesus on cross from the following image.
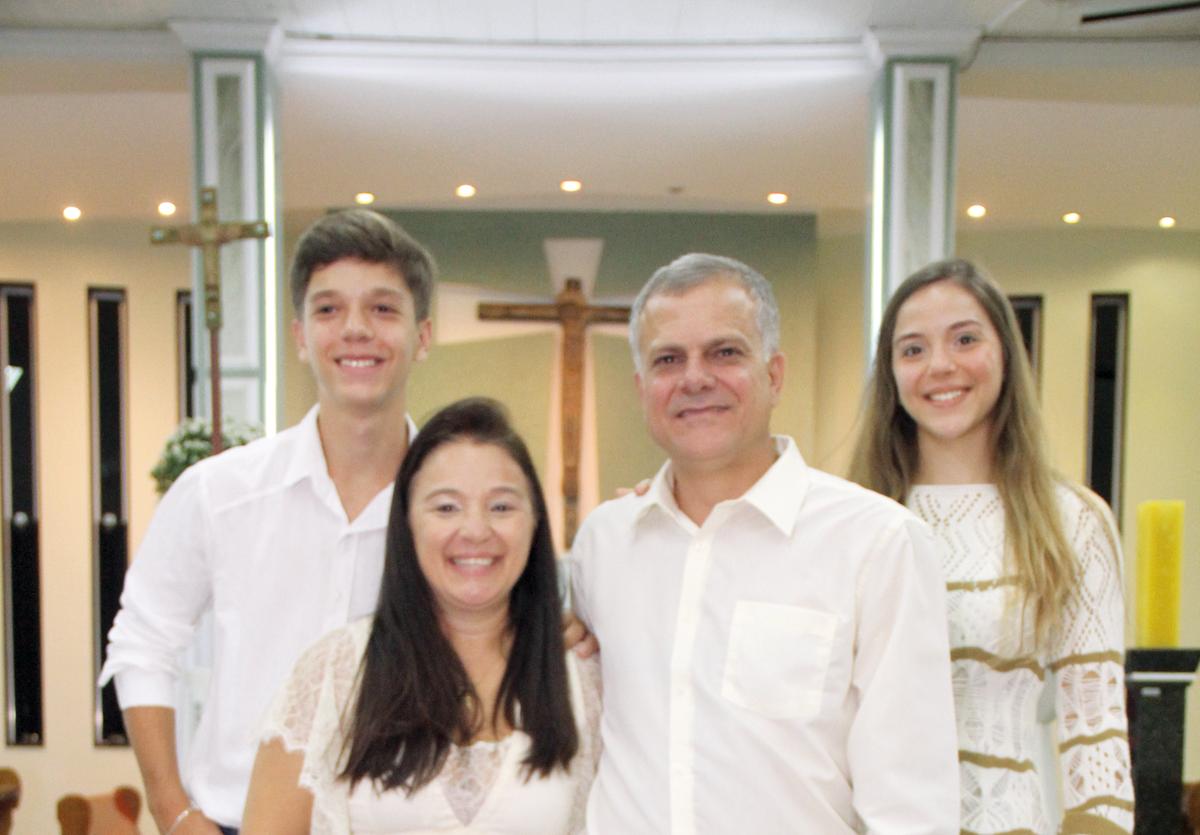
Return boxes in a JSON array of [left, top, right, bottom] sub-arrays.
[[151, 187, 269, 453], [479, 278, 630, 545]]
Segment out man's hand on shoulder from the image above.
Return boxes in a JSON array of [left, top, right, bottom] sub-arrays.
[[614, 479, 651, 499], [562, 610, 599, 659]]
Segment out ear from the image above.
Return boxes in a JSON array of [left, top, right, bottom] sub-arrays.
[[414, 318, 433, 362], [767, 351, 786, 405], [291, 318, 308, 364]]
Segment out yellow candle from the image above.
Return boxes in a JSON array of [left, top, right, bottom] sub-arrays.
[[1136, 500, 1185, 647]]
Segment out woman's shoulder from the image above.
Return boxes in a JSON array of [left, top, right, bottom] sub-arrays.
[[291, 617, 371, 682], [1053, 479, 1118, 527]]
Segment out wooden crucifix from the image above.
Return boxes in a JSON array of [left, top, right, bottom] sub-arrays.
[[478, 278, 630, 545], [151, 187, 269, 453]]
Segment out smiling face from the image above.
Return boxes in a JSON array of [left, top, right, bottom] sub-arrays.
[[635, 276, 784, 477], [292, 257, 431, 419], [891, 279, 1004, 457], [408, 439, 535, 620]]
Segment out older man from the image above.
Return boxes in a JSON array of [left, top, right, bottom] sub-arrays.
[[570, 254, 959, 834]]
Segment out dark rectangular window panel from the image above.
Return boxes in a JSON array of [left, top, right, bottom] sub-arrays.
[[1, 283, 42, 745], [1008, 295, 1043, 384], [177, 290, 195, 419], [1087, 294, 1129, 520], [90, 289, 129, 745]]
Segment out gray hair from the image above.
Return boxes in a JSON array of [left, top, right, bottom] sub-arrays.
[[628, 253, 780, 373]]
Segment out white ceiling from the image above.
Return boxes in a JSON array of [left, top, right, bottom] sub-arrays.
[[1, 0, 1197, 230]]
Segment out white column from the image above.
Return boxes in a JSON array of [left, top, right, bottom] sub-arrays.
[[862, 29, 979, 362], [169, 20, 284, 434], [165, 18, 284, 765]]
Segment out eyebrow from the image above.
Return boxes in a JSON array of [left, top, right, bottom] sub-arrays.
[[649, 333, 753, 354], [894, 318, 983, 343], [420, 484, 526, 499], [307, 286, 407, 305]]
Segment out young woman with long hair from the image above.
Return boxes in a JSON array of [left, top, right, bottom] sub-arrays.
[[242, 397, 599, 834], [849, 259, 1133, 834]]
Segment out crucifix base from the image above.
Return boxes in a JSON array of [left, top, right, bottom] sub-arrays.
[[1125, 648, 1200, 834]]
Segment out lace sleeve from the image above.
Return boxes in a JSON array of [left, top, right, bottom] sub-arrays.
[[261, 625, 357, 753], [1050, 486, 1134, 833], [260, 621, 368, 835], [567, 653, 602, 835]]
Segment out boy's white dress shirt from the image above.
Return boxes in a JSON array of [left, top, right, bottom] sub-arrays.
[[100, 406, 414, 828]]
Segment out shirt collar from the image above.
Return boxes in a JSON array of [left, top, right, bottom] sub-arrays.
[[282, 405, 418, 491], [282, 405, 328, 488], [635, 436, 810, 536]]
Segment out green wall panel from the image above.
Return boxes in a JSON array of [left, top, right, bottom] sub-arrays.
[[408, 333, 555, 484], [591, 333, 665, 500], [383, 209, 814, 299]]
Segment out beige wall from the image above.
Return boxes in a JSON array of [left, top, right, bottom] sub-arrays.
[[813, 222, 1200, 780], [0, 219, 189, 833]]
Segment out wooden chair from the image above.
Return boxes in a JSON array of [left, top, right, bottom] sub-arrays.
[[1185, 781, 1200, 835], [56, 785, 141, 835], [0, 768, 19, 835]]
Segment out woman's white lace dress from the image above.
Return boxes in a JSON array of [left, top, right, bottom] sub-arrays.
[[908, 483, 1134, 835], [261, 618, 601, 834]]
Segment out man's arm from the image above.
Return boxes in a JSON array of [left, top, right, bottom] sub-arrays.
[[124, 707, 220, 834], [101, 467, 216, 830], [846, 516, 960, 834]]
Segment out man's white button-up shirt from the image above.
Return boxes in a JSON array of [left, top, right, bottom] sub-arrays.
[[570, 437, 959, 834], [100, 406, 413, 828]]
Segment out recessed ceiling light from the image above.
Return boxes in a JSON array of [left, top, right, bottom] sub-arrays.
[[354, 192, 376, 205], [966, 204, 987, 219], [62, 206, 82, 221], [158, 201, 177, 217], [1062, 212, 1081, 225], [767, 192, 789, 206], [560, 179, 582, 193], [1159, 216, 1176, 229], [455, 184, 477, 199]]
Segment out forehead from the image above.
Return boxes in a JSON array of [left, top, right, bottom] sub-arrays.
[[639, 277, 760, 346], [894, 280, 992, 334], [306, 258, 409, 298], [413, 439, 525, 486]]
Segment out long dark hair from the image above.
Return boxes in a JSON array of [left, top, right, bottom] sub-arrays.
[[340, 397, 577, 792]]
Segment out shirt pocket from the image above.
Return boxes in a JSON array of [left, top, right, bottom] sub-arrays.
[[721, 601, 837, 720]]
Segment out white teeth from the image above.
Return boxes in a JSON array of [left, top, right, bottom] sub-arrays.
[[453, 557, 494, 567], [929, 390, 963, 402], [340, 358, 377, 368]]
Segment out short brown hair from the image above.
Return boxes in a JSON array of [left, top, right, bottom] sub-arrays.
[[289, 209, 435, 320]]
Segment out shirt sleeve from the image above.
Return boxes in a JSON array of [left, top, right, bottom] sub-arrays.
[[565, 525, 593, 631], [1050, 489, 1134, 834], [846, 515, 960, 835], [99, 463, 215, 708]]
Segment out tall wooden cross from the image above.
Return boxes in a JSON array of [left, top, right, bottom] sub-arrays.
[[478, 278, 630, 545], [151, 187, 269, 453]]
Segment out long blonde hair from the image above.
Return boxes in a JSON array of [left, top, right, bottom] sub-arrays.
[[848, 259, 1077, 652]]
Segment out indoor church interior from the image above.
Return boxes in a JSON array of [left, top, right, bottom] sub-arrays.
[[0, 0, 1198, 831]]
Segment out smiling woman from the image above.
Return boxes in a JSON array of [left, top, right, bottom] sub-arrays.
[[242, 398, 600, 835], [850, 259, 1134, 834]]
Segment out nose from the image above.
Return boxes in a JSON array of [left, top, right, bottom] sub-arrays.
[[342, 303, 373, 340], [458, 508, 493, 542], [680, 356, 715, 392], [928, 342, 956, 374]]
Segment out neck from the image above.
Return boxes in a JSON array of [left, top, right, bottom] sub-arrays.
[[441, 605, 511, 661], [914, 428, 995, 485], [672, 438, 778, 525], [316, 399, 410, 520], [442, 605, 512, 737]]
